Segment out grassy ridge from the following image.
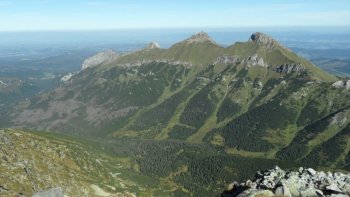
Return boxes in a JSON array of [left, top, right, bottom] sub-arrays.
[[4, 32, 350, 196]]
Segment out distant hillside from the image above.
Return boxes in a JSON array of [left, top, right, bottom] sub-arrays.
[[312, 58, 350, 77], [0, 77, 39, 113]]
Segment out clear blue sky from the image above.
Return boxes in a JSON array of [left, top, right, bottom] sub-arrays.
[[1, 0, 350, 31]]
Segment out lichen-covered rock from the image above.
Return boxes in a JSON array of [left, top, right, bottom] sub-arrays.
[[237, 189, 274, 197], [223, 166, 350, 197], [32, 187, 63, 197], [275, 184, 292, 197]]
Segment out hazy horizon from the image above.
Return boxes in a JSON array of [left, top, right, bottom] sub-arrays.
[[1, 26, 350, 32], [1, 27, 350, 48], [1, 0, 350, 31]]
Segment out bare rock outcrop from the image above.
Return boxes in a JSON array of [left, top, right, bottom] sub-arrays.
[[146, 41, 160, 49], [243, 54, 268, 67], [250, 32, 278, 47], [184, 31, 216, 44], [60, 72, 75, 82], [33, 187, 63, 197], [332, 80, 350, 90], [273, 63, 306, 74], [214, 55, 240, 64], [82, 49, 118, 70], [222, 166, 350, 197]]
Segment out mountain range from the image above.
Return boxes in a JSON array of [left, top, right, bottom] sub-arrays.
[[1, 31, 350, 196]]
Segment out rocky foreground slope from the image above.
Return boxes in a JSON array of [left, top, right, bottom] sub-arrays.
[[0, 129, 144, 197], [223, 166, 350, 197]]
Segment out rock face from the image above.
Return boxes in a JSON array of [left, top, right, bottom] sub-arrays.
[[60, 72, 75, 82], [116, 59, 193, 68], [249, 32, 279, 49], [146, 41, 160, 49], [274, 63, 306, 74], [184, 31, 216, 44], [214, 55, 240, 64], [32, 187, 63, 197], [82, 49, 118, 70], [243, 54, 268, 67], [332, 80, 350, 90], [0, 80, 8, 86], [222, 166, 350, 197]]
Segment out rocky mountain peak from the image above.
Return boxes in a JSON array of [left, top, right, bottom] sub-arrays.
[[249, 32, 279, 48], [146, 41, 160, 49], [184, 31, 216, 44]]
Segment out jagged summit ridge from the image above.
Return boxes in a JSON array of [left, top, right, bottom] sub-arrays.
[[183, 31, 216, 44], [249, 32, 280, 48]]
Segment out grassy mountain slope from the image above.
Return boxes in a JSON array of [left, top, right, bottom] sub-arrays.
[[3, 32, 350, 195], [0, 77, 39, 105], [0, 128, 113, 196], [0, 128, 177, 196], [8, 32, 348, 155], [1, 128, 296, 196]]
